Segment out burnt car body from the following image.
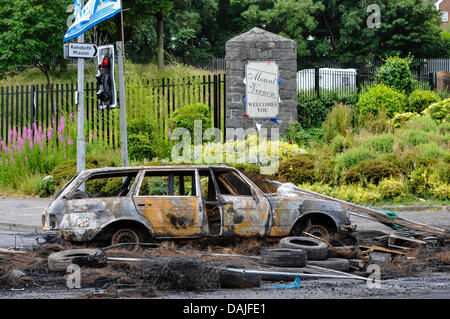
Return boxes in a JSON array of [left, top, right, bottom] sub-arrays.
[[42, 165, 355, 245]]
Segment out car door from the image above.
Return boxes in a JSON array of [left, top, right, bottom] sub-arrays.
[[133, 169, 204, 238], [211, 168, 271, 237]]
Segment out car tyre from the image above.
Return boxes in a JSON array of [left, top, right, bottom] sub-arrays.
[[260, 248, 307, 268], [280, 236, 328, 261], [48, 248, 105, 272], [306, 258, 350, 272], [219, 270, 261, 288]]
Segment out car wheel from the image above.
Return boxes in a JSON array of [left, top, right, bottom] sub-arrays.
[[279, 236, 328, 261], [302, 224, 332, 241], [110, 228, 142, 252], [260, 248, 307, 268], [48, 248, 105, 272]]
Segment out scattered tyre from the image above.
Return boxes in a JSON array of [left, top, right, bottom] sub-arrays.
[[279, 236, 328, 261], [306, 258, 350, 272], [260, 248, 307, 268], [219, 270, 261, 288], [48, 248, 106, 272]]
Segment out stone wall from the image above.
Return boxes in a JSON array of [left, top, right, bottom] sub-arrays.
[[225, 28, 297, 136]]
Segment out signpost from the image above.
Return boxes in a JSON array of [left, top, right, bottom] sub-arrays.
[[64, 43, 98, 59], [245, 61, 280, 119]]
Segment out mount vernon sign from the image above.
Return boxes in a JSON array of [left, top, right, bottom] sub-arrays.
[[245, 61, 280, 118]]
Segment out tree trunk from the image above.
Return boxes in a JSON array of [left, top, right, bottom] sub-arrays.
[[157, 9, 164, 70]]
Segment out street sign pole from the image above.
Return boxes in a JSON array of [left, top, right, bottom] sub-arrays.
[[117, 41, 128, 167], [77, 0, 86, 190]]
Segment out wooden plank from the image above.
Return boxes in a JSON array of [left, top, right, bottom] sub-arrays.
[[360, 245, 406, 255]]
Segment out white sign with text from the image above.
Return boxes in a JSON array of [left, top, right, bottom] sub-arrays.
[[245, 61, 280, 119]]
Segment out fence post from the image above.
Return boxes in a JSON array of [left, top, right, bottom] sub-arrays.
[[213, 74, 219, 129], [314, 67, 320, 98], [429, 73, 435, 91], [356, 70, 361, 94], [30, 85, 35, 136]]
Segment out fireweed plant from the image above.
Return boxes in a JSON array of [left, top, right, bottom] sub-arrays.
[[0, 113, 79, 189]]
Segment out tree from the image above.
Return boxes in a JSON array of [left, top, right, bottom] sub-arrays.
[[127, 0, 180, 69], [0, 0, 70, 85], [308, 0, 445, 66], [239, 0, 324, 60]]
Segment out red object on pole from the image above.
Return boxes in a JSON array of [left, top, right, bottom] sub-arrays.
[[102, 57, 108, 67]]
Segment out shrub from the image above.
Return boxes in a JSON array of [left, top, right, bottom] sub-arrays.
[[314, 159, 337, 184], [300, 182, 382, 205], [405, 115, 438, 132], [430, 184, 450, 200], [335, 146, 377, 170], [392, 112, 420, 128], [284, 123, 324, 147], [169, 103, 211, 135], [407, 166, 448, 199], [375, 55, 415, 94], [127, 119, 157, 161], [344, 159, 401, 185], [407, 90, 439, 113], [37, 176, 56, 198], [379, 178, 406, 199], [277, 154, 316, 184], [360, 134, 394, 154], [405, 129, 429, 146], [331, 135, 352, 155], [356, 84, 407, 117], [322, 103, 353, 142], [417, 142, 447, 160], [422, 98, 450, 123]]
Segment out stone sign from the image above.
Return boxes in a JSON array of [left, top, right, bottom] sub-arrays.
[[225, 28, 297, 134], [245, 61, 280, 118]]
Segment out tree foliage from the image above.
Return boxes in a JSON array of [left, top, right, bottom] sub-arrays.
[[0, 0, 70, 84]]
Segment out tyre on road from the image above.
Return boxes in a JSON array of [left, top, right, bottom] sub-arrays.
[[260, 248, 307, 268], [219, 270, 261, 288], [306, 258, 350, 272], [279, 236, 328, 261], [48, 248, 106, 272]]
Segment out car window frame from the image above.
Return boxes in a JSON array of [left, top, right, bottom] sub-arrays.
[[133, 168, 200, 198]]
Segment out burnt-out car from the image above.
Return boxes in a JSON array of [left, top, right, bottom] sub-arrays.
[[42, 165, 355, 245]]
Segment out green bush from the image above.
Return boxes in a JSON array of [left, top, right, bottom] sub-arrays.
[[392, 112, 420, 128], [322, 103, 353, 142], [169, 103, 211, 135], [375, 55, 415, 94], [356, 84, 407, 117], [417, 142, 447, 160], [277, 154, 316, 184], [297, 93, 358, 129], [379, 178, 406, 199], [405, 129, 429, 146], [360, 134, 394, 154], [314, 159, 337, 184], [37, 176, 56, 198], [127, 119, 157, 161], [407, 90, 440, 113], [284, 123, 324, 147], [405, 115, 438, 132], [335, 146, 377, 170], [344, 159, 401, 185], [422, 98, 450, 123]]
